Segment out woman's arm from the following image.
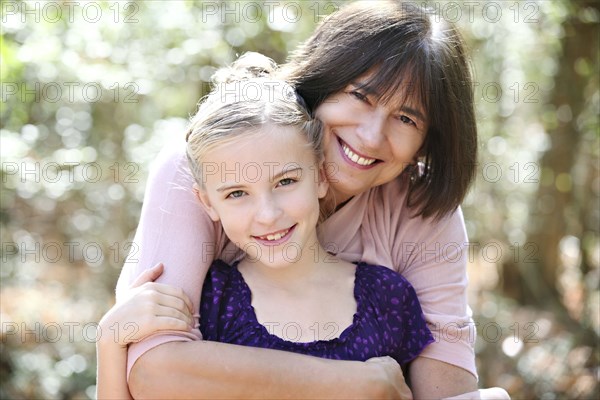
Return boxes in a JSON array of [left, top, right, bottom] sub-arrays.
[[129, 341, 411, 399], [97, 264, 193, 399], [392, 205, 509, 399], [346, 179, 499, 398], [115, 139, 227, 375], [394, 207, 479, 398], [96, 340, 130, 400]]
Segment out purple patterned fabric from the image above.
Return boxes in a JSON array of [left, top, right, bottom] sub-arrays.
[[200, 260, 434, 365]]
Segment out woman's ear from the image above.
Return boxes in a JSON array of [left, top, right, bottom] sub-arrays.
[[193, 183, 220, 222], [316, 162, 329, 199]]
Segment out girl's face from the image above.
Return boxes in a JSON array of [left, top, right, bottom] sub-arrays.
[[196, 124, 328, 269], [315, 72, 427, 203]]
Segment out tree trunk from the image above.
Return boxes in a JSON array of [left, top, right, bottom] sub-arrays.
[[507, 0, 599, 324]]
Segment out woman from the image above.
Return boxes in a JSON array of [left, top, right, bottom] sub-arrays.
[[118, 2, 506, 398]]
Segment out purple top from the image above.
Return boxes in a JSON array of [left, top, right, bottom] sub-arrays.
[[200, 260, 434, 365]]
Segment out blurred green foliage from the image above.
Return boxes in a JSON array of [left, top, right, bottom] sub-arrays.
[[1, 1, 598, 399]]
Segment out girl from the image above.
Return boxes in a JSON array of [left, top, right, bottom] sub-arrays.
[[119, 2, 508, 398], [98, 55, 433, 400], [190, 64, 434, 380]]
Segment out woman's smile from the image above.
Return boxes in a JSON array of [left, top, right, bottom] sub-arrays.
[[337, 135, 380, 169]]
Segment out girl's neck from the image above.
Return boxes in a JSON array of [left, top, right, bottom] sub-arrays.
[[239, 241, 332, 290]]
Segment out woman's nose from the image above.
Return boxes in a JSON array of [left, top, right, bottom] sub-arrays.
[[357, 108, 387, 148]]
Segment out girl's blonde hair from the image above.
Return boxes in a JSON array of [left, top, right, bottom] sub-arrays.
[[186, 52, 323, 188]]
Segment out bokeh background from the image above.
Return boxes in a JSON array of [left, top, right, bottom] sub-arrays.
[[1, 0, 598, 398]]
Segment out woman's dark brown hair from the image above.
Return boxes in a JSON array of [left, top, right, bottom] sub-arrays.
[[283, 1, 477, 221]]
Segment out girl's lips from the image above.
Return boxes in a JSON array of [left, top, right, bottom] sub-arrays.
[[252, 224, 296, 246], [336, 136, 380, 170]]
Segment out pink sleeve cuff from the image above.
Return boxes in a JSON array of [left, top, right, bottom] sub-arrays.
[[419, 314, 478, 380], [126, 328, 202, 381]]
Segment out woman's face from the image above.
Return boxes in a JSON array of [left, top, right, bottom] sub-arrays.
[[315, 73, 427, 203]]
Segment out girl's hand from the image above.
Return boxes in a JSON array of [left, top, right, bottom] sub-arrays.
[[98, 263, 194, 348], [366, 356, 413, 399]]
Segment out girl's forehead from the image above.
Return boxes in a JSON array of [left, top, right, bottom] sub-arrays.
[[205, 125, 309, 158]]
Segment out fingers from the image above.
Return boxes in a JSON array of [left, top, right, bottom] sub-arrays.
[[141, 282, 194, 314], [153, 304, 194, 327], [130, 263, 164, 288], [136, 288, 194, 325], [365, 356, 397, 364], [144, 316, 192, 335]]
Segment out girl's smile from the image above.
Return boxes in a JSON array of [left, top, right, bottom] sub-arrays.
[[252, 224, 297, 246]]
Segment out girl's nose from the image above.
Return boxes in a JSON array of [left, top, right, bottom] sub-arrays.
[[253, 194, 283, 226]]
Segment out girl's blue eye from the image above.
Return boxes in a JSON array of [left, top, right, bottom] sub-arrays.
[[278, 178, 296, 187], [226, 190, 245, 199]]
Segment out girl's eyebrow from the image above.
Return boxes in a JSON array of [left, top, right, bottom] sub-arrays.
[[272, 167, 303, 180], [216, 184, 245, 193]]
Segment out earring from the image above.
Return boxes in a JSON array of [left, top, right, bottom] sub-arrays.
[[410, 160, 425, 184]]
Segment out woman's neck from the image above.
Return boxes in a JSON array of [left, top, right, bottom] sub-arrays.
[[320, 189, 354, 219]]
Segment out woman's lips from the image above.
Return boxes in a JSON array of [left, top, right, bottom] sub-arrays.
[[252, 224, 296, 246], [337, 136, 379, 170]]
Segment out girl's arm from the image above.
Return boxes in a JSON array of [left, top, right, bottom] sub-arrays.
[[97, 263, 193, 400]]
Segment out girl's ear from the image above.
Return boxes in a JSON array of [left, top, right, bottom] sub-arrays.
[[316, 162, 329, 199], [193, 183, 220, 222]]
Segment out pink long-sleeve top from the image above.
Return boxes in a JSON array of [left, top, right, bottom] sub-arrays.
[[116, 137, 477, 378]]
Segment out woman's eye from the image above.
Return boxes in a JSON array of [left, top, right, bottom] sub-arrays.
[[226, 190, 245, 199], [398, 114, 417, 127], [278, 178, 296, 187], [349, 90, 369, 103]]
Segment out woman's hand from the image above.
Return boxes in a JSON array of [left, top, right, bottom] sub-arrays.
[[445, 387, 511, 400], [98, 263, 194, 347], [366, 356, 413, 399]]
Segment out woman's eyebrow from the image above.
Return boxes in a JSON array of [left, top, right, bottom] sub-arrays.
[[398, 105, 425, 123], [350, 81, 374, 93]]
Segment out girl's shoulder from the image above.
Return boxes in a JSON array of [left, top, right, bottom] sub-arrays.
[[202, 260, 249, 304], [355, 262, 411, 285], [354, 262, 418, 305]]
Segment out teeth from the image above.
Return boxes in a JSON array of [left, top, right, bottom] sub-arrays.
[[258, 228, 290, 241], [342, 143, 376, 166]]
